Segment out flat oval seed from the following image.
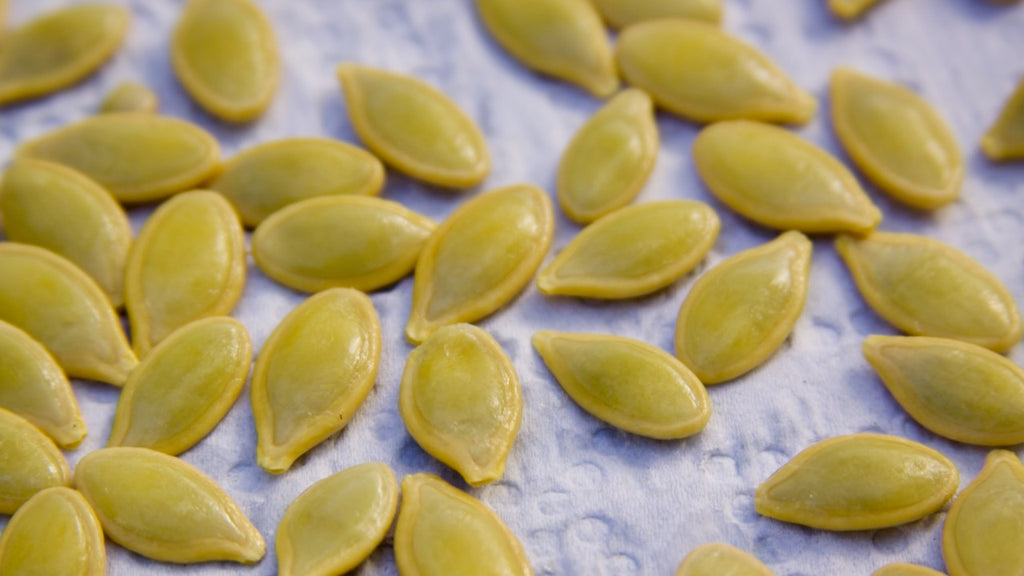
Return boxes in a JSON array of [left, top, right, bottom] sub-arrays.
[[675, 231, 812, 384], [831, 68, 962, 209], [99, 81, 158, 113], [982, 79, 1024, 161], [693, 120, 881, 233], [252, 288, 381, 473], [0, 487, 105, 576], [0, 4, 128, 106], [829, 0, 888, 20], [337, 64, 490, 188], [836, 232, 1022, 352], [0, 243, 137, 385], [108, 317, 251, 456], [0, 407, 70, 515], [125, 191, 246, 357], [17, 113, 221, 204], [755, 433, 959, 531], [252, 196, 436, 293], [616, 20, 815, 124], [872, 564, 946, 576], [400, 324, 523, 486], [74, 447, 265, 564], [0, 158, 132, 307], [557, 88, 658, 223], [407, 184, 554, 343], [395, 473, 533, 576], [276, 462, 398, 576], [591, 0, 723, 28], [209, 138, 385, 227], [675, 543, 774, 576], [533, 331, 710, 439], [538, 200, 719, 299], [172, 0, 279, 122]]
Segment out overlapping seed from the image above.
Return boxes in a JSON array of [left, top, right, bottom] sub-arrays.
[[99, 81, 158, 114], [982, 78, 1024, 161], [0, 487, 105, 576], [675, 543, 774, 576], [828, 0, 888, 20], [0, 407, 70, 515], [591, 0, 723, 28], [872, 564, 946, 576]]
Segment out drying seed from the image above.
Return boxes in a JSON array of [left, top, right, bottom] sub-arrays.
[[0, 487, 105, 576], [395, 473, 533, 576], [557, 88, 658, 223], [0, 407, 70, 515], [337, 64, 490, 188], [252, 288, 381, 474], [675, 231, 811, 384], [674, 543, 773, 576], [74, 446, 265, 564], [533, 331, 710, 439], [693, 120, 881, 233], [982, 78, 1024, 161], [276, 462, 398, 576], [172, 0, 279, 122], [252, 196, 436, 293], [836, 232, 1022, 352], [591, 0, 723, 28], [100, 81, 158, 114], [125, 191, 246, 357], [400, 324, 522, 486], [755, 433, 959, 531], [829, 0, 888, 20], [407, 184, 554, 343], [872, 564, 946, 576], [616, 20, 815, 124], [537, 200, 719, 299]]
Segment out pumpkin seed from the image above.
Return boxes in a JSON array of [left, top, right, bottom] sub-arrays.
[[674, 543, 773, 576], [836, 232, 1022, 352], [172, 0, 279, 122], [252, 196, 436, 293], [407, 184, 554, 343], [982, 78, 1024, 161], [125, 191, 246, 357], [475, 0, 618, 97], [0, 407, 70, 515], [693, 120, 881, 233], [829, 0, 888, 20], [0, 4, 128, 106], [395, 473, 533, 576], [943, 450, 1024, 576], [591, 0, 723, 28], [533, 331, 710, 439], [557, 88, 658, 223], [0, 243, 137, 385], [400, 324, 522, 486], [674, 231, 811, 384], [0, 487, 105, 576], [100, 81, 158, 114], [74, 446, 265, 564], [337, 64, 490, 188], [831, 68, 962, 209], [537, 200, 719, 299], [17, 113, 221, 204], [0, 320, 85, 449], [276, 462, 398, 576], [0, 158, 132, 307], [616, 20, 815, 124], [209, 138, 385, 227], [755, 433, 959, 531], [252, 288, 381, 474], [872, 563, 946, 576]]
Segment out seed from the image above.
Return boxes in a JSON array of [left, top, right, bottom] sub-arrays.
[[406, 184, 554, 343], [836, 232, 1022, 352], [693, 120, 881, 233], [829, 0, 888, 20], [252, 196, 436, 293], [674, 543, 773, 576], [276, 462, 398, 576], [0, 487, 105, 576], [0, 407, 70, 515], [981, 78, 1024, 161], [872, 563, 946, 576], [73, 446, 265, 564], [533, 331, 710, 439], [755, 433, 959, 531], [591, 0, 723, 28], [675, 231, 812, 384], [99, 81, 158, 114], [252, 288, 381, 474], [537, 200, 719, 299], [124, 191, 246, 357]]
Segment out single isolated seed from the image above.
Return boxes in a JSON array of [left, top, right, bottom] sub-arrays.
[[982, 78, 1024, 161], [0, 487, 105, 576], [674, 543, 774, 576], [591, 0, 723, 28], [828, 0, 889, 20], [0, 407, 70, 515], [872, 563, 946, 576], [99, 81, 159, 113]]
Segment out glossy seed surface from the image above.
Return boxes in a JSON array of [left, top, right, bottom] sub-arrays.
[[0, 487, 105, 576], [252, 196, 436, 293], [0, 407, 70, 515], [395, 473, 533, 576], [538, 200, 719, 299], [755, 433, 959, 531], [534, 331, 710, 439], [401, 324, 522, 486], [872, 563, 946, 576], [836, 232, 1022, 351], [407, 184, 554, 343], [591, 0, 722, 28], [982, 79, 1024, 160], [674, 543, 774, 576], [694, 120, 881, 233], [675, 231, 812, 384], [829, 0, 887, 20], [125, 190, 246, 357], [252, 288, 381, 473], [276, 462, 398, 576], [100, 81, 158, 113], [557, 88, 658, 223], [338, 64, 489, 188]]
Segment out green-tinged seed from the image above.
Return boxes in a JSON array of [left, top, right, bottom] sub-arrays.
[[0, 487, 105, 576], [674, 543, 774, 576], [982, 78, 1024, 161], [591, 0, 723, 28], [100, 81, 158, 113], [872, 563, 947, 576], [829, 0, 889, 20], [0, 407, 70, 515]]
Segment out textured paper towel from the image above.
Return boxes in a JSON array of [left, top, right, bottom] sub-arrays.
[[1, 0, 1024, 574]]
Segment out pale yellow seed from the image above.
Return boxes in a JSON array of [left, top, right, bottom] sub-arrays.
[[829, 0, 889, 20], [872, 563, 946, 576], [0, 487, 105, 576], [0, 407, 70, 515], [675, 543, 774, 576], [591, 0, 723, 28], [100, 81, 159, 114], [982, 78, 1024, 161]]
